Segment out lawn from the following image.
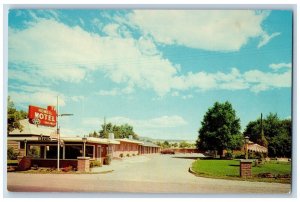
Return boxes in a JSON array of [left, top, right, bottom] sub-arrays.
[[191, 159, 291, 183]]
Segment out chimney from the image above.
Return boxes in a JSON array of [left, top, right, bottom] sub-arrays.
[[129, 135, 133, 140]]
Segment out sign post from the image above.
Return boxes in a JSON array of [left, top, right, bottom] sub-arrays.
[[55, 96, 74, 171], [57, 96, 60, 171], [28, 99, 73, 171]]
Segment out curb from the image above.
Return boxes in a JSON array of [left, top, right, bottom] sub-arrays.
[[188, 166, 199, 176]]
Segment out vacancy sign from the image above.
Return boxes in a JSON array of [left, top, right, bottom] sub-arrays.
[[28, 105, 57, 127]]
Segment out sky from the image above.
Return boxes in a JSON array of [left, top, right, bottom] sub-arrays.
[[7, 9, 292, 140]]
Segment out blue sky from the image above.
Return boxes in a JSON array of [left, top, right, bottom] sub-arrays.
[[7, 9, 292, 140]]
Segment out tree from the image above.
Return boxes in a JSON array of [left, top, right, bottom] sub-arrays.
[[162, 141, 170, 148], [99, 122, 113, 138], [196, 101, 243, 157], [88, 131, 99, 138], [243, 113, 291, 157], [171, 142, 178, 148], [7, 96, 28, 133], [99, 122, 139, 139], [179, 141, 193, 148]]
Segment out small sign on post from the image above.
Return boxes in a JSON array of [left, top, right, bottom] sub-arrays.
[[240, 160, 252, 177]]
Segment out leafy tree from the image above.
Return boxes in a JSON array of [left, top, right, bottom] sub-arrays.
[[196, 101, 243, 156], [88, 131, 99, 138], [99, 122, 113, 138], [162, 141, 170, 148], [171, 142, 178, 148], [243, 113, 291, 157], [7, 96, 28, 133], [155, 142, 162, 147], [179, 141, 193, 148], [99, 122, 139, 139]]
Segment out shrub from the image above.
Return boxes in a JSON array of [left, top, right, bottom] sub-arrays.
[[233, 151, 245, 159], [126, 153, 130, 157], [224, 152, 233, 159], [133, 153, 136, 156], [90, 160, 102, 168], [7, 147, 19, 160], [103, 155, 112, 165], [120, 153, 124, 158]]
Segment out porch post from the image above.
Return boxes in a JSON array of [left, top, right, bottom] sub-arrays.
[[82, 137, 87, 157], [24, 139, 27, 156], [44, 146, 47, 159], [63, 145, 65, 159], [83, 142, 86, 157]]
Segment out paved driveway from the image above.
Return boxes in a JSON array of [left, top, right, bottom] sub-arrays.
[[6, 154, 291, 194]]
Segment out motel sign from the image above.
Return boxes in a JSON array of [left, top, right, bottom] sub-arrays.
[[28, 105, 57, 127]]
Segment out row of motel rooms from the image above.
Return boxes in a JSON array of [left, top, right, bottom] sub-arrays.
[[8, 119, 161, 168]]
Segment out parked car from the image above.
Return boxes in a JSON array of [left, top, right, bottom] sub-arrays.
[[161, 149, 175, 154]]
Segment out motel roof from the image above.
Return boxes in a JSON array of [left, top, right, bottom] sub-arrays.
[[115, 138, 143, 145], [141, 141, 160, 148], [9, 119, 56, 137], [61, 137, 120, 145]]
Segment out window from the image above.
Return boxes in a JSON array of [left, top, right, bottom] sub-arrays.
[[28, 145, 40, 158], [19, 141, 25, 149], [46, 146, 57, 159], [65, 145, 82, 159], [39, 146, 45, 158], [86, 145, 94, 159]]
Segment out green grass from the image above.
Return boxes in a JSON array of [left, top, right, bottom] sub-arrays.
[[191, 159, 291, 183]]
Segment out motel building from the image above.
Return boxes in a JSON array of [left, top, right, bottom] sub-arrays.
[[8, 118, 161, 170], [113, 138, 161, 158]]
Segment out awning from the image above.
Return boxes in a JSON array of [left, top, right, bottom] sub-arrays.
[[247, 143, 268, 153]]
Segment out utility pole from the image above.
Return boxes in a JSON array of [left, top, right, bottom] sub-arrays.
[[260, 113, 263, 135], [56, 96, 73, 171], [104, 116, 106, 135]]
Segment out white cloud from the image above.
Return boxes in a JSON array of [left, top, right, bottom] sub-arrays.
[[82, 115, 189, 138], [82, 115, 187, 129], [9, 19, 178, 96], [171, 91, 179, 97], [182, 94, 194, 100], [70, 96, 85, 102], [96, 88, 119, 96], [257, 32, 281, 48], [129, 10, 273, 51], [102, 23, 120, 37], [244, 69, 291, 92], [269, 63, 292, 71], [9, 18, 291, 97], [9, 88, 66, 107], [96, 86, 134, 96]]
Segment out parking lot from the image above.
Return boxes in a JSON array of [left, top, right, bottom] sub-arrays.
[[7, 154, 291, 194]]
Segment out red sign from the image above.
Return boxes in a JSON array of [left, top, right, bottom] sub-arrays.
[[28, 105, 57, 127]]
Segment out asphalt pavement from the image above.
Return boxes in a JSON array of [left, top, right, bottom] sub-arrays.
[[6, 154, 291, 194]]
